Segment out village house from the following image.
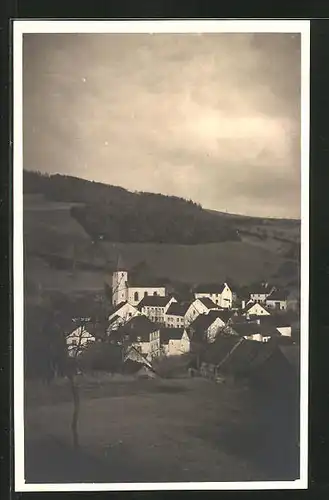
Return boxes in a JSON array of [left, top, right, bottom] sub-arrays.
[[199, 334, 292, 385], [164, 302, 190, 328], [229, 321, 282, 343], [111, 256, 166, 307], [110, 315, 161, 361], [188, 310, 228, 345], [137, 295, 177, 324], [107, 301, 141, 333], [66, 326, 96, 357], [266, 289, 289, 310], [243, 301, 271, 318], [249, 283, 275, 303], [159, 327, 191, 356], [194, 282, 233, 308], [254, 313, 294, 337], [185, 297, 220, 325]]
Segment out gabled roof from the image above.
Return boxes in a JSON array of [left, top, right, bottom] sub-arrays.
[[116, 253, 127, 272], [108, 301, 128, 317], [188, 314, 215, 333], [256, 314, 293, 328], [160, 327, 186, 344], [166, 302, 191, 316], [202, 335, 240, 364], [231, 322, 281, 338], [209, 309, 236, 323], [188, 311, 227, 334], [113, 315, 160, 342], [196, 297, 218, 309], [266, 289, 289, 301], [128, 276, 166, 287], [231, 322, 261, 337], [108, 314, 120, 325], [137, 295, 171, 308], [194, 283, 227, 294], [249, 288, 271, 295], [244, 302, 270, 314]]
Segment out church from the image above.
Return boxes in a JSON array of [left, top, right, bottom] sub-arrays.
[[112, 256, 166, 307]]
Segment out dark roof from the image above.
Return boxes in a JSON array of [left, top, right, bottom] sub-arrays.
[[188, 314, 217, 333], [108, 301, 128, 316], [216, 338, 279, 375], [249, 288, 271, 295], [188, 311, 228, 334], [128, 276, 166, 287], [232, 322, 281, 338], [196, 297, 218, 308], [202, 335, 241, 364], [108, 314, 120, 325], [210, 309, 236, 323], [160, 328, 185, 344], [137, 295, 171, 308], [166, 302, 190, 316], [113, 315, 159, 342], [256, 314, 293, 328], [231, 322, 261, 336], [266, 289, 289, 301], [194, 283, 226, 294], [230, 313, 248, 324], [116, 253, 127, 272]]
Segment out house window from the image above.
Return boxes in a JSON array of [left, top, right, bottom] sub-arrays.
[[128, 312, 132, 317], [134, 291, 139, 302], [144, 291, 148, 297], [153, 291, 158, 296]]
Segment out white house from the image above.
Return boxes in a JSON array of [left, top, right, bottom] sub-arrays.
[[243, 302, 271, 318], [111, 315, 161, 361], [107, 301, 141, 334], [137, 295, 177, 324], [249, 284, 275, 303], [66, 326, 96, 357], [185, 297, 220, 326], [266, 290, 289, 310], [111, 257, 166, 307], [164, 302, 190, 328], [194, 283, 233, 309], [159, 328, 191, 356]]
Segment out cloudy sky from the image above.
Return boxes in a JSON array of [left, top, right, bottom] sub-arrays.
[[23, 32, 301, 218]]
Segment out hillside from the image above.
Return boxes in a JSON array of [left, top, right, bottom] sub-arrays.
[[23, 170, 300, 297]]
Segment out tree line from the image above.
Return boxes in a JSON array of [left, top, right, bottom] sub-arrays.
[[24, 170, 241, 245]]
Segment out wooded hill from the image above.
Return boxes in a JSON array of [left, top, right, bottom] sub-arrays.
[[23, 170, 300, 293]]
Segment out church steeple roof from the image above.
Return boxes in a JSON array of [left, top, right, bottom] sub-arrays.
[[116, 253, 126, 272]]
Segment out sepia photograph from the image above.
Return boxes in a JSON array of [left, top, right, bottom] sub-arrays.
[[14, 20, 309, 491]]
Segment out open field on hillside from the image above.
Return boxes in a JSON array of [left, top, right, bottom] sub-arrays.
[[23, 194, 300, 294], [24, 376, 299, 484]]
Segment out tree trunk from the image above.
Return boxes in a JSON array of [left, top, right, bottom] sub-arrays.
[[68, 374, 80, 450]]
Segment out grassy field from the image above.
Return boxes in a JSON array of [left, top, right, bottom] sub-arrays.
[[24, 375, 299, 484]]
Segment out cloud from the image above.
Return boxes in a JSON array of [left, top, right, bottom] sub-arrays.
[[23, 32, 301, 217]]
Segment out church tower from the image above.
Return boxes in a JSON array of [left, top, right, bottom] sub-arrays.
[[112, 254, 128, 306]]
